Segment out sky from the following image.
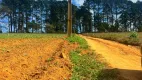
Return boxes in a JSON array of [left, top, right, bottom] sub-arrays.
[[73, 0, 142, 6], [72, 0, 84, 6]]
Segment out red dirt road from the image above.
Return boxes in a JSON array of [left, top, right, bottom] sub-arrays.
[[81, 35, 142, 80]]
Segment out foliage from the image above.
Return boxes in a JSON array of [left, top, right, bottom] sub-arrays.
[[1, 0, 142, 33], [0, 0, 78, 33]]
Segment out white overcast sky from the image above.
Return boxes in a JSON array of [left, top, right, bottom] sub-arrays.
[[73, 0, 142, 6]]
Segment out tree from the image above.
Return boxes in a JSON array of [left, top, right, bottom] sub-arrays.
[[67, 0, 72, 37], [1, 0, 142, 33]]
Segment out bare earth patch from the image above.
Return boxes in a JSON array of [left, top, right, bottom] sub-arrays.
[[0, 38, 78, 80]]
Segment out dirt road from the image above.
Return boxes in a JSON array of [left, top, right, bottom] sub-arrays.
[[81, 35, 142, 80]]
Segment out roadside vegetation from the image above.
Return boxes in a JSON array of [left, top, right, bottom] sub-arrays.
[[83, 32, 142, 46]]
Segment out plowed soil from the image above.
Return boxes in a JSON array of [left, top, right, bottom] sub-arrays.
[[81, 35, 142, 80], [0, 38, 78, 80]]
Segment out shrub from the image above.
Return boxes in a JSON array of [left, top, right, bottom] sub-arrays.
[[129, 32, 138, 39]]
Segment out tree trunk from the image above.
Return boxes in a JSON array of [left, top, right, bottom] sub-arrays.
[[107, 13, 109, 24], [79, 20, 81, 33], [111, 9, 114, 25], [40, 10, 42, 33], [25, 12, 29, 33], [116, 6, 118, 20], [10, 13, 12, 33], [13, 12, 16, 33], [67, 0, 72, 37], [18, 10, 21, 33], [8, 15, 10, 33], [21, 13, 24, 33]]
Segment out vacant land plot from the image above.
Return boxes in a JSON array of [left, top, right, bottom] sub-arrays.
[[0, 34, 131, 80], [83, 32, 142, 46], [0, 34, 78, 80]]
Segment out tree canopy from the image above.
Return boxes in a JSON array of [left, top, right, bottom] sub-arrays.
[[0, 0, 142, 33]]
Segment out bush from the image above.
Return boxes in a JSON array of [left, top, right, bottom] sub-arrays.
[[129, 32, 138, 39]]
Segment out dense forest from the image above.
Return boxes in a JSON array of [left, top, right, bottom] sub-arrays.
[[0, 0, 142, 33]]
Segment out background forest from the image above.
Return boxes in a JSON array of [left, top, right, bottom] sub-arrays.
[[0, 0, 142, 33]]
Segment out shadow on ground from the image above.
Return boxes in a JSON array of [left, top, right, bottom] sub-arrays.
[[98, 68, 142, 80]]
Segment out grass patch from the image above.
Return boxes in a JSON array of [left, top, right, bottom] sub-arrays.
[[67, 35, 88, 49], [0, 33, 65, 39], [83, 32, 141, 46], [70, 50, 104, 80]]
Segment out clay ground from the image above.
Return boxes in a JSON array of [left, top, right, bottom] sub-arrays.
[[0, 36, 77, 80], [81, 35, 142, 80]]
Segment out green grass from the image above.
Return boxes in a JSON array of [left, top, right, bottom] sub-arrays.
[[67, 35, 88, 49], [70, 50, 104, 80], [83, 32, 142, 46], [0, 33, 65, 39]]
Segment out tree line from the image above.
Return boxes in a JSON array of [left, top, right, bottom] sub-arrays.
[[82, 0, 142, 32], [0, 0, 142, 33]]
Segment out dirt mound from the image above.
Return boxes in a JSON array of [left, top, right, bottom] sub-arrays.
[[0, 38, 78, 80]]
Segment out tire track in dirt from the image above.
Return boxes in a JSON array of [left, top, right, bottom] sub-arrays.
[[80, 35, 142, 80]]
